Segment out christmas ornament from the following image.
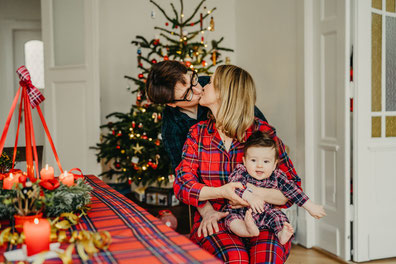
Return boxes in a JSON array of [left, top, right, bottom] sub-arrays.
[[152, 113, 159, 123], [165, 22, 169, 26], [151, 10, 156, 19], [200, 13, 203, 31], [131, 156, 139, 164], [142, 133, 148, 140], [116, 145, 121, 149], [210, 17, 215, 31], [151, 59, 157, 64], [163, 55, 169, 61], [158, 210, 177, 230], [211, 51, 217, 65], [138, 123, 143, 128], [225, 57, 231, 65], [157, 133, 162, 139], [190, 22, 194, 26], [121, 150, 125, 154], [132, 143, 144, 154], [131, 121, 136, 128], [138, 73, 144, 79], [168, 174, 175, 183], [202, 60, 207, 67]]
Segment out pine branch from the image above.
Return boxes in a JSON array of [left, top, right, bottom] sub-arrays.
[[150, 0, 174, 23], [154, 26, 180, 36], [160, 33, 180, 44], [179, 0, 184, 22], [188, 7, 216, 27], [132, 36, 151, 47], [183, 0, 205, 25], [170, 3, 179, 23]]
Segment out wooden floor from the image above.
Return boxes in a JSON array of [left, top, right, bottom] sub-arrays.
[[287, 245, 396, 264]]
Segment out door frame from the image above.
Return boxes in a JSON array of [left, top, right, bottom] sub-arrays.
[[0, 19, 41, 147]]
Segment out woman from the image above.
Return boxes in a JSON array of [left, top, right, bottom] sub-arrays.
[[174, 65, 302, 263]]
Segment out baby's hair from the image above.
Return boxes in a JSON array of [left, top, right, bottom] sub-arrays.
[[244, 131, 279, 160]]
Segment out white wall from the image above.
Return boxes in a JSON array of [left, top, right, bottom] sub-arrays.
[[235, 0, 299, 164], [99, 0, 236, 124]]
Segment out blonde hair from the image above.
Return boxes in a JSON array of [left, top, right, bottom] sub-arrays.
[[213, 65, 256, 142]]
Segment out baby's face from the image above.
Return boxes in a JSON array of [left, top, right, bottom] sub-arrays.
[[243, 146, 277, 180]]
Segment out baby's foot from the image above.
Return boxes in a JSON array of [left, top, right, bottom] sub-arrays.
[[277, 222, 294, 245], [245, 209, 260, 237]]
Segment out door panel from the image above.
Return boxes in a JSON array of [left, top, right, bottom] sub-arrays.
[[313, 0, 350, 260], [41, 0, 100, 175]]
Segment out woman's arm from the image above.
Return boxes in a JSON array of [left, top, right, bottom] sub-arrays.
[[247, 183, 288, 205], [174, 127, 248, 207]]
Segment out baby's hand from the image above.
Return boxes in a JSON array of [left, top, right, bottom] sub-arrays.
[[243, 190, 265, 214], [303, 200, 326, 219]]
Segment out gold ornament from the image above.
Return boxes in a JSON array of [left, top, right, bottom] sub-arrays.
[[225, 57, 231, 65], [210, 17, 215, 31], [132, 143, 144, 154], [212, 51, 217, 65]]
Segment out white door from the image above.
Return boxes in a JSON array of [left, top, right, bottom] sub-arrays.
[[312, 0, 351, 260], [40, 0, 100, 175], [354, 0, 396, 261]]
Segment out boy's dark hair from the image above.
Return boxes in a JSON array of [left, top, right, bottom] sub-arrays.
[[244, 131, 279, 160], [145, 60, 189, 104]]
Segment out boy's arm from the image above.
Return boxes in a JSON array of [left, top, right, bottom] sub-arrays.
[[247, 183, 288, 205]]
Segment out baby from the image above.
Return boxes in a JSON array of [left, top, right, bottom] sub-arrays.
[[224, 131, 326, 245]]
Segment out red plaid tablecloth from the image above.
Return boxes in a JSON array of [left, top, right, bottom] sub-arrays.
[[0, 175, 221, 264]]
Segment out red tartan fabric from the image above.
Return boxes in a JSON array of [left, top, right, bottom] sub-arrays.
[[0, 175, 220, 264], [190, 222, 291, 264], [174, 118, 301, 263], [16, 66, 45, 108]]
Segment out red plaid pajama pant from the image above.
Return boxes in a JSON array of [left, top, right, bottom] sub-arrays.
[[190, 222, 291, 264]]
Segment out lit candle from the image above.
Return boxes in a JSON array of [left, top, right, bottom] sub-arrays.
[[23, 218, 50, 256], [3, 173, 19, 190], [40, 164, 54, 180], [59, 170, 74, 186]]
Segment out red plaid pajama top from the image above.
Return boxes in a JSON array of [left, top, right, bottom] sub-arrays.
[[174, 118, 302, 263]]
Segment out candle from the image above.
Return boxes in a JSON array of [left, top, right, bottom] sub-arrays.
[[59, 170, 74, 186], [40, 164, 54, 180], [3, 173, 19, 190], [23, 218, 50, 256]]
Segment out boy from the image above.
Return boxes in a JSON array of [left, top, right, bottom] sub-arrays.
[[225, 131, 326, 245]]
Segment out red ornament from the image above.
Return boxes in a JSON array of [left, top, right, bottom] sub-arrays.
[[151, 59, 157, 64], [158, 113, 162, 120], [132, 121, 136, 128], [175, 25, 178, 29], [202, 60, 207, 67], [165, 22, 169, 26], [139, 62, 143, 67], [155, 139, 161, 146], [117, 132, 122, 137], [185, 61, 191, 67], [142, 133, 148, 140], [153, 39, 159, 46], [128, 178, 132, 185], [112, 130, 116, 135], [190, 23, 194, 26], [115, 162, 121, 169], [151, 164, 158, 169], [201, 36, 204, 42], [163, 55, 169, 61], [138, 123, 143, 128], [116, 145, 121, 149], [138, 73, 144, 79]]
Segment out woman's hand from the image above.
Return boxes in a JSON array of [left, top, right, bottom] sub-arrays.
[[243, 191, 265, 214], [218, 182, 249, 207], [197, 209, 229, 237]]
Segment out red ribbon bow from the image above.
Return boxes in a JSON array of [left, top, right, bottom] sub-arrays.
[[16, 66, 45, 108]]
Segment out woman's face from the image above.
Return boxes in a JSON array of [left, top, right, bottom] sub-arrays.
[[199, 74, 219, 110]]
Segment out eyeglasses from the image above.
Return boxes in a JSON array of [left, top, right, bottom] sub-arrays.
[[173, 70, 199, 102]]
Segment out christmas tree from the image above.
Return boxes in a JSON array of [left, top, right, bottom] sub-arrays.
[[96, 0, 233, 187]]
